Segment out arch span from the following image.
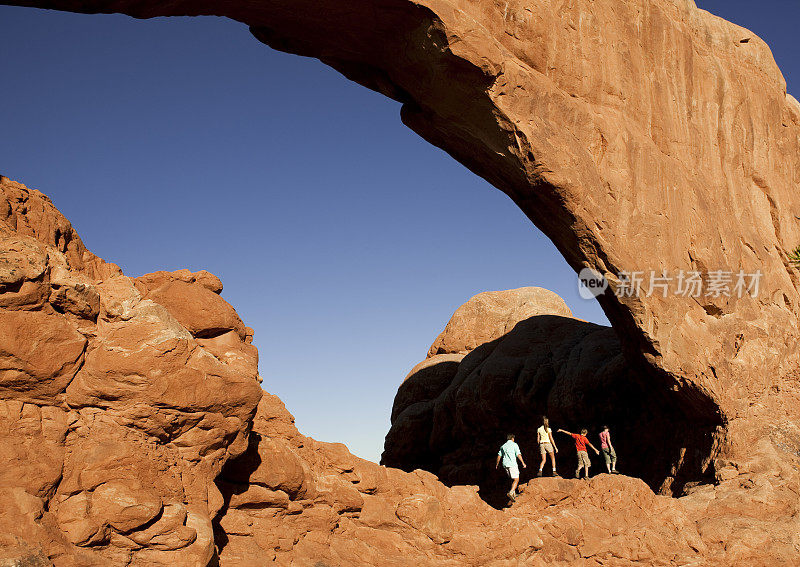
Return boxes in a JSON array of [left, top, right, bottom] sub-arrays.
[[6, 0, 800, 489]]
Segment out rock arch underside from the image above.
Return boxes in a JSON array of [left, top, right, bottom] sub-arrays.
[[1, 0, 800, 565]]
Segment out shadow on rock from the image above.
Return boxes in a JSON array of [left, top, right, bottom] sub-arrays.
[[383, 314, 722, 507], [212, 432, 264, 557]]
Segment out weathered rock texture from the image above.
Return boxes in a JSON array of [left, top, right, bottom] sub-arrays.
[[211, 390, 726, 567], [0, 177, 263, 565], [1, 180, 800, 565], [385, 287, 800, 563], [6, 0, 800, 487], [216, 349, 800, 567], [2, 0, 800, 564], [384, 287, 715, 498]]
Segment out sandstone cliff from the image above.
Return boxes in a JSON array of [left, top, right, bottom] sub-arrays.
[[2, 179, 799, 566], [0, 180, 678, 565], [383, 288, 682, 497], [0, 177, 264, 565], [6, 0, 799, 488], [2, 0, 800, 564]]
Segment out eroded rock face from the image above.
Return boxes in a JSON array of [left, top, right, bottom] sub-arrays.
[[2, 0, 800, 563], [216, 374, 800, 566], [427, 287, 574, 356], [7, 0, 800, 485], [0, 178, 262, 565], [2, 180, 800, 565], [384, 287, 717, 497], [382, 287, 800, 563], [212, 391, 686, 566], [7, 0, 800, 492]]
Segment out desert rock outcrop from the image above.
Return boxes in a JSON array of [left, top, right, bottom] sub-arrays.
[[2, 0, 800, 564], [384, 287, 709, 496], [6, 0, 800, 486], [1, 179, 800, 565], [427, 287, 574, 357], [384, 286, 800, 563], [216, 362, 800, 566], [0, 177, 262, 565]]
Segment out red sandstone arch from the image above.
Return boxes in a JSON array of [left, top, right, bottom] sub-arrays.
[[5, 0, 800, 489]]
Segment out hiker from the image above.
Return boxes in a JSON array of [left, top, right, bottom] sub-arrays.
[[495, 434, 526, 500], [599, 425, 618, 474], [557, 427, 599, 479], [537, 416, 559, 477]]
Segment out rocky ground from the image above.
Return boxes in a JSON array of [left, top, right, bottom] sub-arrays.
[[1, 178, 799, 566], [3, 0, 800, 564]]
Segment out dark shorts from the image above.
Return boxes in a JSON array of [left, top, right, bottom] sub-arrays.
[[602, 446, 617, 465]]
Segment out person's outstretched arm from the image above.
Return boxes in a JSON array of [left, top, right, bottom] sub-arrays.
[[495, 454, 501, 469], [557, 428, 573, 436], [548, 430, 558, 452], [517, 453, 527, 469], [586, 441, 600, 455]]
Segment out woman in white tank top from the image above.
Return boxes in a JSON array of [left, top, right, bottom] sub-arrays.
[[537, 416, 559, 477]]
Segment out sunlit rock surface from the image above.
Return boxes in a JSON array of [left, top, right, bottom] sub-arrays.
[[0, 178, 262, 565], [1, 177, 799, 565], [2, 0, 800, 563], [8, 0, 799, 485]]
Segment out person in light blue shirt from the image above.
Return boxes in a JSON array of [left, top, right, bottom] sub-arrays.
[[495, 434, 527, 501]]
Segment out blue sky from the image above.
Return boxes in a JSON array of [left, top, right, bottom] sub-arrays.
[[0, 1, 796, 462]]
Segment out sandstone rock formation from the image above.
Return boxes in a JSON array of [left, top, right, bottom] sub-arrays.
[[6, 0, 800, 489], [2, 0, 800, 564], [211, 390, 711, 567], [212, 346, 800, 567], [0, 179, 693, 565], [385, 287, 800, 561], [0, 177, 263, 565], [1, 178, 800, 564], [426, 287, 574, 357], [384, 287, 708, 498]]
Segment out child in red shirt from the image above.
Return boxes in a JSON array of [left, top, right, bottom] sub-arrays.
[[557, 427, 600, 479]]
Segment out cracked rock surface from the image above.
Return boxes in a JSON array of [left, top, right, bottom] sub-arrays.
[[2, 0, 800, 563]]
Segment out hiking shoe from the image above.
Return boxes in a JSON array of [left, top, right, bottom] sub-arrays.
[[537, 470, 543, 477], [508, 491, 517, 501]]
